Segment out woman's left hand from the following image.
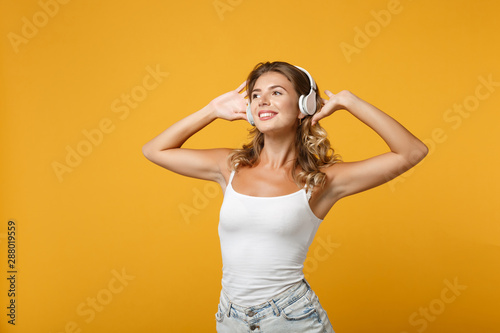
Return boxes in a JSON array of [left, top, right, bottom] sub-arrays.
[[311, 90, 355, 126]]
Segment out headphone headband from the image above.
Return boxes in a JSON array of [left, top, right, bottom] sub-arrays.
[[294, 65, 317, 91]]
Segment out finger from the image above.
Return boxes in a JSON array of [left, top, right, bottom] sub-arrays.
[[234, 111, 248, 121], [236, 81, 247, 93], [240, 101, 248, 111], [312, 112, 328, 125], [311, 102, 332, 126], [324, 90, 335, 98], [311, 110, 323, 125], [311, 115, 319, 126]]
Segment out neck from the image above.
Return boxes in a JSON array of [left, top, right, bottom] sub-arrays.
[[258, 130, 298, 170]]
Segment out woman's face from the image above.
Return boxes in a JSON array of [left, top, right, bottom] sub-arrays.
[[249, 71, 304, 133]]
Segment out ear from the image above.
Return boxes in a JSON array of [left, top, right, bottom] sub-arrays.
[[298, 112, 306, 120]]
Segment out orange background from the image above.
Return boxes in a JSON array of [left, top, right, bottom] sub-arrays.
[[1, 0, 499, 332]]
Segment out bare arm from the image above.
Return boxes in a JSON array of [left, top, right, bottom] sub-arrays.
[[142, 81, 248, 184], [312, 90, 428, 200]]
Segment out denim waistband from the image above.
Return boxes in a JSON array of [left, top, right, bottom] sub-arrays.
[[219, 279, 311, 319]]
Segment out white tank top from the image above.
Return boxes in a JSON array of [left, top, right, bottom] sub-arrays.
[[218, 170, 323, 306]]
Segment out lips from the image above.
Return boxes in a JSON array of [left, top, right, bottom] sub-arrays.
[[258, 110, 277, 121]]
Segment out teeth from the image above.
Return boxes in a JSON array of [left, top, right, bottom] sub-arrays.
[[259, 113, 276, 118]]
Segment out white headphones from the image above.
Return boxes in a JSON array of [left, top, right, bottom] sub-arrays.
[[246, 65, 318, 126]]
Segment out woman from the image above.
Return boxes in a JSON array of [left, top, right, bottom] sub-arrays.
[[142, 61, 428, 332]]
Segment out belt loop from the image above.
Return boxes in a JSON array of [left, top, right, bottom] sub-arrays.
[[226, 302, 232, 317], [269, 299, 280, 316]]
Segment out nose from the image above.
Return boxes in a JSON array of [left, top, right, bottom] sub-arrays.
[[258, 92, 270, 106]]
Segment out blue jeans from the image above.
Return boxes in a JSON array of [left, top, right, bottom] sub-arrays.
[[215, 279, 335, 332]]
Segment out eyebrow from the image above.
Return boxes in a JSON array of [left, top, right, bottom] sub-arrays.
[[251, 85, 288, 93]]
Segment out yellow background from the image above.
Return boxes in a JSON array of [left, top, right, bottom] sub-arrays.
[[1, 0, 499, 332]]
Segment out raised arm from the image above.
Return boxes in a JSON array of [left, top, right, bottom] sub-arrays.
[[312, 90, 428, 200], [142, 81, 248, 185]]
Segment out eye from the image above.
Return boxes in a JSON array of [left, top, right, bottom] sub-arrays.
[[252, 93, 260, 99], [272, 90, 282, 96]]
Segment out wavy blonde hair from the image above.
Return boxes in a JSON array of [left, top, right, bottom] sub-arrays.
[[228, 61, 342, 189]]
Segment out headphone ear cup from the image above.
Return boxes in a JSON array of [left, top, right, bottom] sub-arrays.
[[247, 102, 255, 126], [298, 95, 307, 116], [298, 91, 317, 116], [294, 65, 318, 116], [304, 90, 317, 115]]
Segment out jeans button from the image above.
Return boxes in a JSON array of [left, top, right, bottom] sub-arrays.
[[247, 310, 255, 317], [249, 324, 259, 330]]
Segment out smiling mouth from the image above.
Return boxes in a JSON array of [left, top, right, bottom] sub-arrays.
[[258, 111, 277, 120]]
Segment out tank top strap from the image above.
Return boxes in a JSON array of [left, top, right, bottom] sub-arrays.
[[303, 183, 313, 201], [228, 170, 236, 185]]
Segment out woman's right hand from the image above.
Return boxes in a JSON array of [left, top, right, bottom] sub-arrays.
[[209, 81, 248, 121]]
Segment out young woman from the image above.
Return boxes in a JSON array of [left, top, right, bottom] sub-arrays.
[[142, 61, 428, 332]]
